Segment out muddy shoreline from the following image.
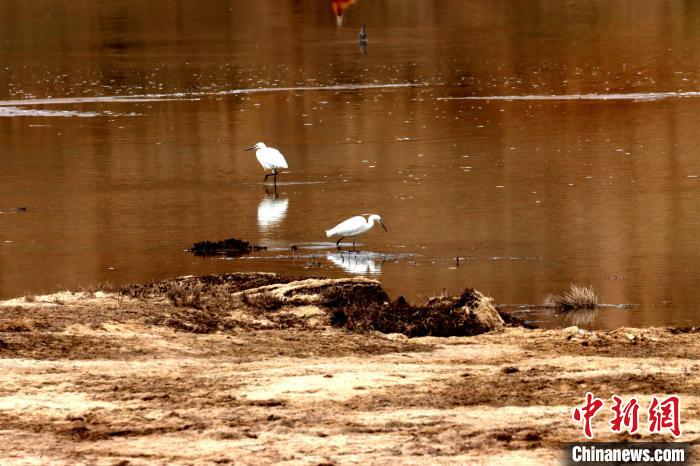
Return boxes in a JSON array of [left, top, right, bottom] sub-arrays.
[[0, 273, 697, 464]]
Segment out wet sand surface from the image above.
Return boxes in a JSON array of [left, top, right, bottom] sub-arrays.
[[1, 274, 697, 464]]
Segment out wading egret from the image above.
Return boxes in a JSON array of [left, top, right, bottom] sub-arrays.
[[245, 142, 288, 185], [325, 214, 388, 250]]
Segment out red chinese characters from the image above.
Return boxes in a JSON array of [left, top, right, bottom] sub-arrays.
[[572, 392, 604, 439], [609, 395, 640, 434], [573, 394, 682, 438], [648, 395, 681, 437]]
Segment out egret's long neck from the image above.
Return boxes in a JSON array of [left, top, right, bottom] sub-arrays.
[[367, 216, 376, 227]]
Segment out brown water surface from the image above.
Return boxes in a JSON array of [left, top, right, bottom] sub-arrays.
[[2, 0, 700, 329]]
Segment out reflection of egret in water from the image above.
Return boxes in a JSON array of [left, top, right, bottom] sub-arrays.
[[331, 0, 357, 26], [327, 252, 381, 275], [257, 194, 288, 233]]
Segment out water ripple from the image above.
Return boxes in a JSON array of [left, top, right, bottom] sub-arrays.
[[438, 91, 700, 102], [0, 83, 426, 108]]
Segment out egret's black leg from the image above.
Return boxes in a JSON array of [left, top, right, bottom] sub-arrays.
[[263, 173, 273, 182], [273, 170, 278, 188], [352, 239, 356, 252], [336, 237, 344, 250]]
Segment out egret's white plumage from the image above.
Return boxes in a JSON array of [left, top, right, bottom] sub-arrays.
[[245, 142, 288, 183], [325, 214, 388, 249]]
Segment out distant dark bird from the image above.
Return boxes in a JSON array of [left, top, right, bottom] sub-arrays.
[[358, 25, 367, 42]]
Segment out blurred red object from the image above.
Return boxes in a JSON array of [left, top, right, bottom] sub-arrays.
[[331, 0, 357, 26]]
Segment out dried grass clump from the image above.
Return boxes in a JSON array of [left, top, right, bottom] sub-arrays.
[[81, 281, 118, 297], [166, 281, 204, 309], [544, 284, 598, 310], [92, 281, 118, 293]]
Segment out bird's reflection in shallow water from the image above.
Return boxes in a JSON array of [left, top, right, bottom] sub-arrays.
[[359, 40, 367, 55], [257, 193, 289, 233], [326, 252, 381, 275]]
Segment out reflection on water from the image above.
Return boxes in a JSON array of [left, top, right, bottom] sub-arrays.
[[331, 0, 357, 26], [327, 252, 381, 275], [565, 309, 598, 328], [1, 1, 700, 330], [440, 92, 700, 102], [543, 307, 598, 328], [257, 194, 289, 233], [0, 107, 102, 118]]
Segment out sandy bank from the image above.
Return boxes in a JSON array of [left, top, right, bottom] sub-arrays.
[[0, 274, 697, 465]]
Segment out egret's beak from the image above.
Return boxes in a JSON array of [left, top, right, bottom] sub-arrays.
[[245, 145, 256, 151], [379, 220, 388, 232]]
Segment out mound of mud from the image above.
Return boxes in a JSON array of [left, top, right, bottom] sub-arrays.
[[122, 272, 305, 300], [326, 288, 505, 337], [123, 273, 510, 337], [120, 274, 390, 334]]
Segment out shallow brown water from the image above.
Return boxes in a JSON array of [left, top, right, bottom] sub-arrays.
[[1, 0, 700, 329]]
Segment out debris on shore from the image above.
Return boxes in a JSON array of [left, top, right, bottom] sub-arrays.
[[129, 274, 518, 336]]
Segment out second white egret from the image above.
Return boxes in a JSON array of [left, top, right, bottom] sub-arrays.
[[245, 142, 288, 185], [325, 214, 388, 250]]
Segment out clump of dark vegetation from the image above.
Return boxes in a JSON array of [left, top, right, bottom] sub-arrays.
[[324, 287, 500, 337], [81, 281, 118, 296], [669, 326, 700, 334], [320, 280, 390, 311], [241, 292, 285, 312], [544, 284, 598, 310], [189, 238, 266, 257]]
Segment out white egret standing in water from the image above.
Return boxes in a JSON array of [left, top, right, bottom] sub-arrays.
[[245, 142, 288, 186], [325, 214, 388, 250]]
